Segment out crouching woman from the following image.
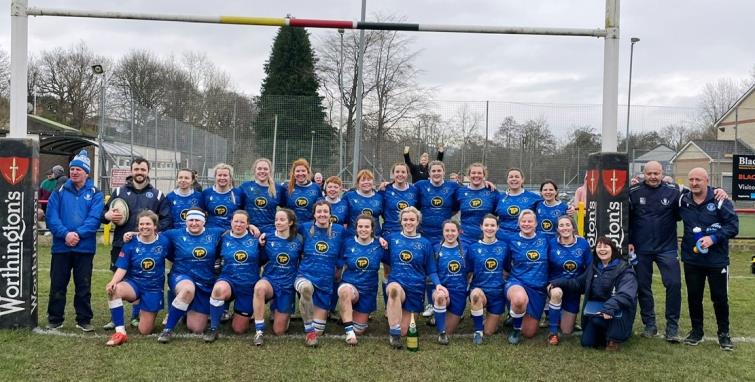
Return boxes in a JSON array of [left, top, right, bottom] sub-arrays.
[[548, 236, 637, 351]]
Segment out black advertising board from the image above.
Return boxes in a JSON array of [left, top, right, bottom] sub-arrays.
[[732, 155, 755, 201]]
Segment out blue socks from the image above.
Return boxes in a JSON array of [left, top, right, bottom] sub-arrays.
[[131, 303, 140, 320], [471, 309, 484, 332], [389, 325, 401, 337], [209, 298, 225, 330], [255, 320, 265, 333], [548, 302, 562, 335], [165, 299, 189, 331], [109, 299, 125, 328], [434, 304, 447, 333], [510, 309, 525, 330]]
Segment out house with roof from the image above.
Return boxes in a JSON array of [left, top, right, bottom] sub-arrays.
[[670, 139, 755, 193], [715, 82, 755, 146], [630, 144, 675, 177]]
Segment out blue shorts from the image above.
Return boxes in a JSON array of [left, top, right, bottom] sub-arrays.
[[265, 278, 295, 315], [446, 288, 468, 317], [125, 279, 164, 313], [218, 278, 255, 317], [388, 280, 424, 313], [505, 280, 547, 319], [295, 276, 333, 311], [477, 287, 506, 315], [169, 273, 212, 315], [561, 292, 581, 314], [339, 283, 378, 314]]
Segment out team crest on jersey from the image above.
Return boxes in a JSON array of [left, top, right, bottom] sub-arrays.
[[541, 219, 553, 231], [356, 257, 370, 269], [361, 209, 373, 216], [431, 197, 443, 207], [639, 197, 646, 205], [470, 198, 482, 208], [234, 251, 248, 263], [485, 258, 498, 271], [84, 193, 93, 201], [295, 197, 309, 207], [399, 250, 413, 263], [397, 201, 409, 210], [180, 209, 189, 221], [141, 258, 156, 271], [214, 205, 228, 216], [661, 198, 670, 206], [276, 253, 290, 265], [193, 247, 208, 259], [563, 260, 577, 272], [448, 260, 462, 274], [706, 203, 716, 212], [526, 250, 540, 261], [146, 191, 154, 199], [507, 206, 520, 216], [315, 241, 329, 253], [329, 215, 339, 223], [255, 197, 267, 208]]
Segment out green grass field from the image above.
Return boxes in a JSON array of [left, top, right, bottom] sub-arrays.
[[1, 243, 753, 381]]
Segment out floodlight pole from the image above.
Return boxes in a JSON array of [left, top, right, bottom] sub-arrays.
[[9, 0, 28, 138], [601, 0, 620, 152], [352, 0, 366, 185]]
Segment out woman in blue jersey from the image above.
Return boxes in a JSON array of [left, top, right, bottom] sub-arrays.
[[505, 209, 550, 345], [432, 220, 469, 344], [157, 208, 226, 343], [344, 169, 384, 237], [105, 211, 170, 346], [549, 237, 637, 351], [202, 163, 242, 230], [295, 200, 346, 347], [468, 214, 508, 345], [203, 210, 263, 342], [381, 163, 419, 239], [323, 176, 349, 227], [252, 209, 303, 346], [456, 163, 498, 246], [166, 168, 204, 229], [383, 207, 446, 348], [495, 168, 541, 240], [535, 180, 571, 237], [240, 158, 285, 232], [416, 161, 460, 245], [337, 214, 386, 345], [284, 158, 321, 224], [545, 215, 591, 345]]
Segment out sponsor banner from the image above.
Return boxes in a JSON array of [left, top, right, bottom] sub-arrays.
[[583, 152, 629, 257], [732, 155, 755, 200], [0, 138, 39, 329]]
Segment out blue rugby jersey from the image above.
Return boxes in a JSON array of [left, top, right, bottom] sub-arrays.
[[468, 239, 508, 292], [201, 187, 242, 230], [165, 189, 204, 229], [456, 186, 498, 244], [547, 236, 592, 281], [416, 180, 459, 243], [506, 232, 550, 290], [534, 200, 568, 236], [434, 242, 470, 292], [380, 183, 419, 237], [495, 190, 541, 235], [339, 236, 386, 294], [297, 222, 346, 293], [261, 232, 304, 289], [116, 234, 172, 291], [219, 231, 263, 287], [239, 180, 286, 232], [383, 232, 438, 290], [344, 190, 384, 237], [283, 182, 322, 224], [164, 227, 225, 287]]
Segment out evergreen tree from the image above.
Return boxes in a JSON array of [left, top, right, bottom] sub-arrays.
[[255, 26, 334, 177]]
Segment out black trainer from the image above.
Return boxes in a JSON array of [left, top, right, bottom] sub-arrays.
[[684, 329, 704, 346], [718, 333, 734, 351]]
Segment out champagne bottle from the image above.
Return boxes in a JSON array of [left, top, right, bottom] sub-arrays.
[[407, 313, 419, 352]]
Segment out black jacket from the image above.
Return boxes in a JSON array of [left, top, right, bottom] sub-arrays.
[[101, 176, 172, 247], [628, 181, 682, 254], [404, 150, 444, 183]]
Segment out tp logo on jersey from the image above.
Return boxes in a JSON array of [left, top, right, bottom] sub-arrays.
[[315, 241, 329, 253], [470, 199, 482, 208], [356, 257, 369, 269], [396, 201, 409, 210], [255, 197, 267, 208], [526, 250, 540, 261], [541, 220, 553, 231], [563, 260, 577, 272], [361, 209, 373, 216], [295, 197, 309, 207], [214, 205, 228, 217], [485, 258, 498, 271], [141, 258, 155, 271], [448, 260, 462, 273], [276, 253, 290, 265], [180, 209, 189, 221], [399, 250, 413, 263], [234, 251, 248, 263], [193, 248, 207, 259], [329, 215, 338, 224], [507, 206, 520, 216], [431, 197, 443, 207]]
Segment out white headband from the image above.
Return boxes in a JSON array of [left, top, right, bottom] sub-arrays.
[[186, 210, 206, 223]]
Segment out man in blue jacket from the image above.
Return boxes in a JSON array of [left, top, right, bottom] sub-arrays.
[[679, 167, 738, 351], [45, 150, 104, 331]]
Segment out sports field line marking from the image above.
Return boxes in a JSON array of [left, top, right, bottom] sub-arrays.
[[30, 328, 755, 344]]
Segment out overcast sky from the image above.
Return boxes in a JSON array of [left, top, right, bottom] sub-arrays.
[[2, 1, 754, 116]]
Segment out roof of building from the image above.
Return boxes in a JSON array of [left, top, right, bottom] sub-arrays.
[[634, 144, 675, 162], [670, 139, 755, 163], [713, 82, 755, 128]]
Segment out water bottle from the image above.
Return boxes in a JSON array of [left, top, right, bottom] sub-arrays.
[[692, 227, 708, 254]]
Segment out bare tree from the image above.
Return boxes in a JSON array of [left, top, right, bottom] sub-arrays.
[[111, 49, 166, 127], [697, 78, 745, 137], [660, 123, 691, 151]]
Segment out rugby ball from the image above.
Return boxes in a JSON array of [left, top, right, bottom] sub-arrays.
[[109, 198, 130, 226]]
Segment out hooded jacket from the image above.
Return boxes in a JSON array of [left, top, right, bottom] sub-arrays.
[[46, 178, 104, 254]]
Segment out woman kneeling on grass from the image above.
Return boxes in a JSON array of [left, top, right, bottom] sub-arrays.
[[337, 214, 386, 345], [384, 207, 447, 349], [203, 210, 263, 342], [106, 211, 171, 346], [549, 236, 637, 351], [468, 214, 508, 345]]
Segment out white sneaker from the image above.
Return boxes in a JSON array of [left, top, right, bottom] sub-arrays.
[[421, 304, 433, 318]]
